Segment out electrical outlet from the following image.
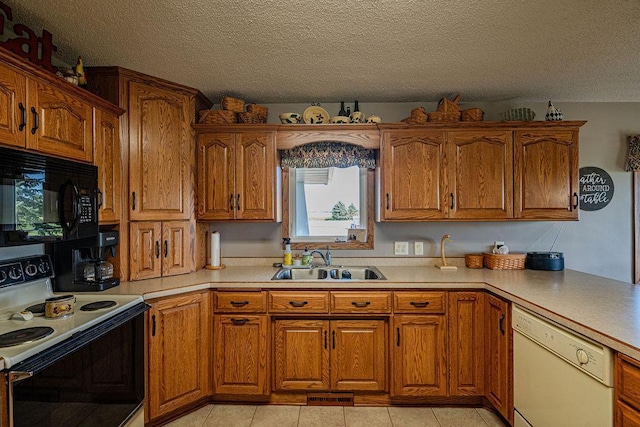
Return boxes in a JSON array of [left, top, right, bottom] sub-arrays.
[[414, 241, 424, 256], [394, 241, 409, 256]]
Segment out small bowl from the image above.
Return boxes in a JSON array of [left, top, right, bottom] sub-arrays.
[[329, 116, 350, 124], [279, 113, 302, 124], [366, 115, 382, 123]]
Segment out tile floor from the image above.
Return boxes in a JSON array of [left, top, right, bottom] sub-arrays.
[[164, 404, 507, 427]]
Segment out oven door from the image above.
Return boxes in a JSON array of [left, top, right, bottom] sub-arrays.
[[5, 303, 148, 427]]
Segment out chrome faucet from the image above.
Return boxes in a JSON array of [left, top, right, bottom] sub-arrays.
[[310, 245, 332, 266]]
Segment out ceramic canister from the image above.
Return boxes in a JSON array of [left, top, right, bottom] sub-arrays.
[[45, 294, 76, 319]]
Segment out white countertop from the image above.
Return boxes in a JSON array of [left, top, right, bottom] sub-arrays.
[[103, 258, 640, 361]]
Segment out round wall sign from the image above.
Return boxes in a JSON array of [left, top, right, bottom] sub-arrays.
[[579, 167, 614, 211]]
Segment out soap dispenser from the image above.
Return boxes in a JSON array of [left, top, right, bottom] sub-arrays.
[[283, 238, 292, 266], [302, 246, 311, 266]]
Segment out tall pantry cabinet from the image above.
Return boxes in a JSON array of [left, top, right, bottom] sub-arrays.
[[86, 67, 211, 281]]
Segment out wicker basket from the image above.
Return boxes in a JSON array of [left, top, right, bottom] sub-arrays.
[[428, 111, 460, 122], [461, 108, 485, 122], [436, 94, 461, 113], [198, 109, 236, 124], [483, 252, 526, 270], [221, 96, 245, 113], [465, 254, 484, 269], [246, 104, 268, 120], [237, 112, 264, 124]]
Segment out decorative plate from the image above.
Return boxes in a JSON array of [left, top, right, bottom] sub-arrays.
[[303, 106, 331, 124]]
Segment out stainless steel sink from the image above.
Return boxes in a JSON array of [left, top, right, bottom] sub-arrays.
[[271, 266, 386, 281]]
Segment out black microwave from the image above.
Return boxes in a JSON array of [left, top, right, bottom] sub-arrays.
[[0, 147, 98, 247]]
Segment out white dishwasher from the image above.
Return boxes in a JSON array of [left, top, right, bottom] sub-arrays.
[[512, 305, 613, 427]]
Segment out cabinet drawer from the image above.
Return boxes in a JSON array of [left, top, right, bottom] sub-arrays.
[[617, 353, 640, 410], [331, 291, 391, 314], [393, 291, 447, 313], [269, 291, 330, 313], [214, 291, 267, 313]]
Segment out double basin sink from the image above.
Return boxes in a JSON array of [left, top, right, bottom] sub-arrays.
[[271, 266, 386, 281]]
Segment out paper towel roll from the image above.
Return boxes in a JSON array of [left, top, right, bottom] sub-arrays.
[[209, 231, 221, 267]]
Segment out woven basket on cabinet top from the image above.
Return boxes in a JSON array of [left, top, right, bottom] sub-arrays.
[[198, 109, 236, 124], [246, 104, 268, 120], [482, 252, 526, 270], [237, 112, 265, 124], [221, 96, 245, 113]]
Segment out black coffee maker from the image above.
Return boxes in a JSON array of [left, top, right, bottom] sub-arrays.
[[49, 231, 120, 292]]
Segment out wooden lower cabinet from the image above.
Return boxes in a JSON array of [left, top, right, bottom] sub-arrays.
[[273, 319, 387, 392], [485, 293, 513, 424], [449, 291, 484, 396], [213, 314, 269, 395], [616, 353, 640, 426], [147, 291, 210, 421], [392, 315, 447, 396]]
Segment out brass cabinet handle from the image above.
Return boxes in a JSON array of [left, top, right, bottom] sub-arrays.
[[499, 313, 506, 335], [572, 192, 579, 209], [236, 194, 241, 210], [397, 327, 400, 347], [332, 330, 336, 349], [289, 301, 308, 307], [132, 192, 136, 210], [155, 241, 160, 259], [230, 301, 249, 307], [386, 193, 390, 210], [164, 240, 168, 258], [97, 188, 104, 208], [18, 103, 26, 131], [324, 330, 328, 349], [351, 301, 371, 308], [229, 194, 234, 210], [152, 314, 156, 337], [450, 192, 455, 210], [410, 301, 430, 308], [230, 318, 249, 325]]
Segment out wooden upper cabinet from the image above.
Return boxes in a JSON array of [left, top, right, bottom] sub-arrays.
[[94, 108, 121, 223], [196, 127, 278, 221], [448, 131, 513, 220], [381, 129, 447, 220], [129, 81, 192, 221], [514, 129, 579, 220], [26, 79, 93, 162], [197, 133, 235, 219], [0, 63, 27, 148], [129, 220, 194, 281]]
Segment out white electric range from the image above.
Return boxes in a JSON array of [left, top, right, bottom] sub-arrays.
[[0, 255, 143, 370]]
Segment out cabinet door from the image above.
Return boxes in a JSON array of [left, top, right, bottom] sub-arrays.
[[514, 130, 579, 220], [449, 291, 484, 396], [94, 108, 121, 224], [129, 81, 192, 221], [236, 132, 276, 220], [196, 133, 235, 220], [485, 293, 513, 423], [27, 79, 94, 162], [448, 131, 513, 219], [147, 291, 210, 420], [273, 319, 330, 391], [213, 315, 269, 395], [392, 315, 447, 396], [381, 130, 447, 220], [331, 319, 387, 391], [129, 221, 162, 280], [161, 220, 195, 277], [617, 401, 640, 427], [0, 63, 26, 148]]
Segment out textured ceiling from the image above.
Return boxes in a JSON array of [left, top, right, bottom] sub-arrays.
[[8, 0, 640, 103]]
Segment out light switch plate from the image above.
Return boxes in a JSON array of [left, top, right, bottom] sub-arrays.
[[414, 241, 424, 256], [394, 241, 409, 256]]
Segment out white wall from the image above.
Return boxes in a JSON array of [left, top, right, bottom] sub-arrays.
[[207, 101, 639, 283]]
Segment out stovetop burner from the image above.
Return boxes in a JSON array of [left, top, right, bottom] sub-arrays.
[[24, 303, 45, 315], [0, 327, 54, 347], [80, 301, 117, 311]]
